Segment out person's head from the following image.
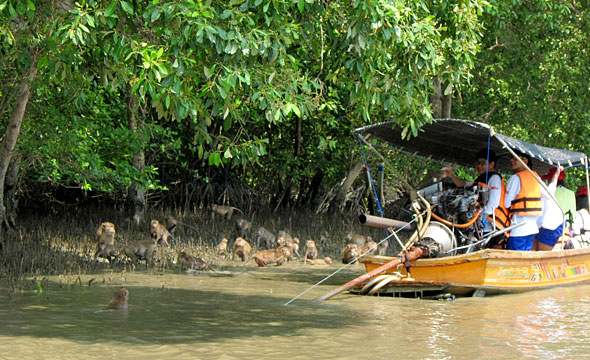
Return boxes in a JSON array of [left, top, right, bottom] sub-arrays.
[[576, 186, 588, 211], [510, 150, 532, 172], [474, 149, 497, 175]]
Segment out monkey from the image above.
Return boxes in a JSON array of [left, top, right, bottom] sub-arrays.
[[303, 239, 319, 264], [342, 243, 360, 264], [256, 226, 276, 249], [211, 204, 242, 220], [359, 240, 378, 256], [178, 251, 211, 271], [94, 244, 119, 263], [150, 219, 171, 247], [346, 232, 372, 247], [216, 238, 229, 255], [319, 231, 330, 249], [94, 222, 116, 260], [236, 218, 252, 236], [108, 287, 129, 309], [233, 237, 252, 263], [277, 236, 301, 260], [377, 240, 389, 256], [166, 215, 177, 235], [277, 244, 293, 261], [122, 239, 157, 264], [277, 230, 293, 243], [252, 249, 286, 267], [308, 257, 333, 265]]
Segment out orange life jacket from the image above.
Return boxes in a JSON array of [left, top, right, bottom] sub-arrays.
[[475, 172, 510, 230], [509, 170, 542, 217]]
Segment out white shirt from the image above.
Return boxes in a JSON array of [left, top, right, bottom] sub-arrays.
[[573, 208, 590, 236], [504, 172, 547, 237], [537, 182, 565, 231], [467, 173, 502, 233]]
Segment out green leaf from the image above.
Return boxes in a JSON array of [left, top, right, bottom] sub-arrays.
[[121, 1, 134, 15]]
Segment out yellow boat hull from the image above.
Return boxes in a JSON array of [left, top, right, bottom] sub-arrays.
[[358, 248, 590, 297]]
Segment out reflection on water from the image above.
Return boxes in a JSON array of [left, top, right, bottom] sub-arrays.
[[2, 263, 590, 359]]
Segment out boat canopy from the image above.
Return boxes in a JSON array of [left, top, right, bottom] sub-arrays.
[[355, 118, 588, 174]]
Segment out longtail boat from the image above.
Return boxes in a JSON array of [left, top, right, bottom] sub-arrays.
[[315, 119, 590, 300]]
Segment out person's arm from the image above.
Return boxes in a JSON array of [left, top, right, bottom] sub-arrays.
[[441, 167, 467, 187], [504, 174, 520, 209], [483, 174, 501, 215]]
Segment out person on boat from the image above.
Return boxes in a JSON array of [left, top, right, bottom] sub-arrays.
[[571, 186, 590, 248], [534, 165, 567, 251], [441, 149, 510, 247], [504, 150, 546, 251]]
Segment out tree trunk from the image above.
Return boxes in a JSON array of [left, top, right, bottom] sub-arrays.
[[5, 154, 22, 228], [294, 116, 301, 157], [429, 79, 443, 118], [0, 59, 37, 229], [329, 161, 364, 214], [127, 93, 146, 227]]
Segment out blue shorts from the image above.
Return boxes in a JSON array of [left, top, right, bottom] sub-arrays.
[[507, 234, 536, 251], [537, 224, 564, 246]]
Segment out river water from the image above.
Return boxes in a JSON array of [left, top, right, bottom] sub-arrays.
[[2, 261, 590, 359]]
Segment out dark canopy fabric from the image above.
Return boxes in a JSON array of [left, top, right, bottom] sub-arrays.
[[355, 118, 587, 175]]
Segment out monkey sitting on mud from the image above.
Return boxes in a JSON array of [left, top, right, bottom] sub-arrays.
[[303, 239, 319, 264], [359, 240, 378, 256], [346, 232, 372, 247], [150, 219, 172, 247], [94, 222, 117, 261], [178, 251, 211, 271], [211, 204, 242, 220], [95, 244, 119, 264], [342, 243, 360, 264], [216, 238, 229, 255], [233, 237, 252, 263], [256, 226, 276, 249], [235, 218, 252, 236], [251, 248, 286, 267], [108, 287, 129, 309], [308, 257, 333, 265], [122, 239, 158, 265], [277, 235, 300, 260]]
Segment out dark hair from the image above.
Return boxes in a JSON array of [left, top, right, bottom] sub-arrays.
[[475, 148, 497, 163], [513, 149, 533, 170], [577, 195, 588, 211]]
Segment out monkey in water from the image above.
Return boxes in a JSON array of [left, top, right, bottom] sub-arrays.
[[122, 239, 157, 265], [308, 257, 333, 265], [178, 251, 211, 271], [108, 287, 129, 309], [233, 237, 252, 263], [150, 219, 171, 247], [256, 226, 276, 249], [94, 222, 116, 260], [303, 239, 319, 264], [342, 243, 360, 264], [252, 248, 286, 267], [211, 204, 242, 220], [346, 232, 372, 247]]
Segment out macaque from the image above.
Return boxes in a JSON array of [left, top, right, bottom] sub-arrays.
[[303, 239, 319, 264], [319, 231, 330, 249], [308, 257, 333, 265], [342, 243, 360, 264], [346, 232, 372, 247], [94, 222, 116, 260], [377, 240, 388, 256], [122, 239, 157, 264], [211, 204, 242, 220], [359, 240, 378, 256], [108, 287, 129, 309], [217, 238, 229, 255], [178, 251, 210, 271], [166, 216, 178, 235], [256, 226, 276, 249], [150, 219, 171, 247], [277, 245, 293, 261], [277, 235, 300, 259], [277, 230, 293, 243], [233, 237, 252, 262], [235, 218, 252, 236], [95, 244, 119, 263], [252, 249, 286, 267]]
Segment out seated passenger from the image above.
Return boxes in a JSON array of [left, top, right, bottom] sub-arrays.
[[534, 166, 565, 251], [571, 186, 590, 248]]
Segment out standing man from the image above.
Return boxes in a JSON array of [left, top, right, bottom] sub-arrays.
[[442, 149, 510, 246], [504, 150, 544, 251]]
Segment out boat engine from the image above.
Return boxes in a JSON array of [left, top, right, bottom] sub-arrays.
[[415, 179, 485, 256]]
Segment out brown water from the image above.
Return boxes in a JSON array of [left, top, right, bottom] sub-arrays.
[[2, 262, 590, 359]]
